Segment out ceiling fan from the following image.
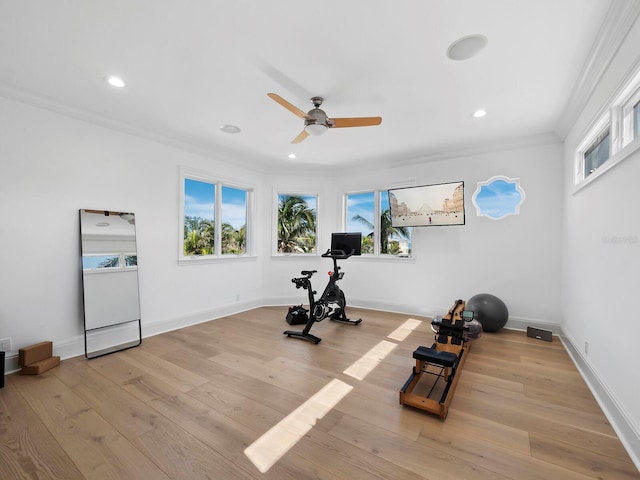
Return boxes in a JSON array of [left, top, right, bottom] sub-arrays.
[[267, 93, 382, 144]]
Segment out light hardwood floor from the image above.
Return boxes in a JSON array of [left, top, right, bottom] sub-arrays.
[[1, 306, 639, 479]]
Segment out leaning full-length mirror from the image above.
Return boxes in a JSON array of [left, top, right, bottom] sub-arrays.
[[79, 209, 141, 358]]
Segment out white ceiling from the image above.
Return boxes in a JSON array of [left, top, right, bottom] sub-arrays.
[[0, 1, 619, 171]]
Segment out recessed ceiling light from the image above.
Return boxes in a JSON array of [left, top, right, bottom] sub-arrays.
[[288, 153, 297, 159], [447, 34, 488, 61], [106, 76, 126, 88], [219, 124, 241, 134], [472, 109, 487, 118]]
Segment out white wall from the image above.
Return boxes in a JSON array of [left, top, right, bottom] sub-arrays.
[[561, 15, 640, 465], [336, 143, 564, 323], [259, 140, 565, 332], [0, 97, 266, 361]]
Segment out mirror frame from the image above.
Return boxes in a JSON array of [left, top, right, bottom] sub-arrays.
[[79, 209, 142, 358]]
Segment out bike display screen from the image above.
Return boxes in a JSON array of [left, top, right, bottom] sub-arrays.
[[330, 232, 362, 256]]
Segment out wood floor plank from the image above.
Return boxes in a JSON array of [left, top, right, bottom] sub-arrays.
[[9, 371, 170, 479], [290, 424, 430, 480], [0, 376, 84, 480], [529, 432, 640, 479], [133, 420, 257, 480], [329, 413, 511, 480], [1, 307, 638, 479], [116, 346, 209, 393], [416, 420, 595, 480], [108, 367, 339, 479], [262, 353, 426, 440], [53, 357, 166, 440]]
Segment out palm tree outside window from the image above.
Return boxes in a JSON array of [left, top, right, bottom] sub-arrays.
[[346, 190, 411, 257], [182, 177, 249, 257], [277, 194, 317, 254]]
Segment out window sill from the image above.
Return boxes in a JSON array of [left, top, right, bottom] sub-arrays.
[[178, 255, 257, 265]]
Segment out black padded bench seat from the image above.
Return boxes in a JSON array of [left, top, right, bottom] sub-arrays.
[[413, 346, 458, 368]]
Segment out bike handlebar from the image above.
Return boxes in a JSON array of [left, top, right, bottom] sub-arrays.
[[321, 249, 354, 259]]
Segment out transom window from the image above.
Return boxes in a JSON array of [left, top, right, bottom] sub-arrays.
[[345, 190, 411, 257], [575, 66, 640, 189], [634, 99, 640, 139], [583, 128, 610, 177], [181, 172, 251, 259]]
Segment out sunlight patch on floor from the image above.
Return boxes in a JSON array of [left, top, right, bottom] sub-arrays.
[[244, 379, 353, 473], [387, 318, 423, 341], [343, 340, 398, 381]]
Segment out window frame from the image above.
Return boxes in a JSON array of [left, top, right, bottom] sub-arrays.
[[273, 190, 320, 257], [179, 167, 254, 263], [343, 188, 413, 259], [574, 113, 611, 187], [574, 65, 640, 192], [622, 86, 640, 148], [583, 125, 611, 178]]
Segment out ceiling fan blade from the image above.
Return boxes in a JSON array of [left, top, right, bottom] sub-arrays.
[[331, 117, 382, 128], [291, 130, 309, 144], [267, 93, 309, 119]]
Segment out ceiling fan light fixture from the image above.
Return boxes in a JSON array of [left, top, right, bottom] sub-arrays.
[[447, 34, 488, 61], [305, 123, 328, 136]]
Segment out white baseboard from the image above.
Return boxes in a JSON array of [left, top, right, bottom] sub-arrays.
[[335, 297, 561, 334], [141, 298, 264, 338], [560, 328, 640, 471]]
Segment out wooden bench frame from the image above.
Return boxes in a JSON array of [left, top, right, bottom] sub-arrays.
[[399, 299, 470, 420]]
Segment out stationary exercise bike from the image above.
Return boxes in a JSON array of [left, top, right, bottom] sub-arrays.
[[284, 233, 363, 344]]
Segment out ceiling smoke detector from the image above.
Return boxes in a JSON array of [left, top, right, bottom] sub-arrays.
[[219, 124, 241, 134], [447, 34, 488, 61]]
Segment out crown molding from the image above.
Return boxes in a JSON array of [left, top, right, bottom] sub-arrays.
[[555, 0, 640, 139], [0, 80, 274, 174], [334, 131, 562, 174]]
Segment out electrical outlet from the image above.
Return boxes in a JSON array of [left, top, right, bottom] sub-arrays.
[[584, 340, 589, 355], [236, 294, 240, 302], [0, 337, 11, 352]]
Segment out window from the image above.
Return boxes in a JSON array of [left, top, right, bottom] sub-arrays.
[[181, 172, 251, 259], [276, 194, 317, 254], [473, 176, 525, 220], [634, 99, 640, 140], [221, 186, 247, 254], [345, 190, 411, 257], [575, 67, 640, 189], [622, 87, 640, 148], [583, 128, 610, 177]]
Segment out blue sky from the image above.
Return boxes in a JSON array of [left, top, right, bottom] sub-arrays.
[[346, 191, 389, 234], [278, 194, 317, 211], [474, 178, 523, 219], [184, 179, 247, 229]]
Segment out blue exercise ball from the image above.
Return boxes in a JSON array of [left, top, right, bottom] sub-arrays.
[[466, 294, 508, 332]]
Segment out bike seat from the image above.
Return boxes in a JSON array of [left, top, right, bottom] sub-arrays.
[[301, 270, 317, 276]]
